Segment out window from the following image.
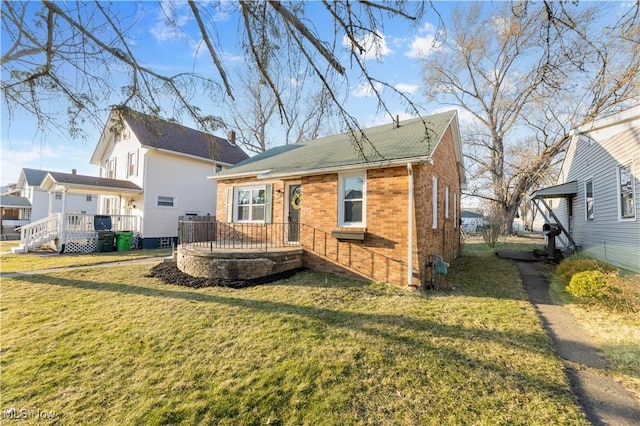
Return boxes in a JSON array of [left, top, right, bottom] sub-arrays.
[[453, 193, 458, 228], [127, 151, 138, 177], [585, 179, 594, 221], [226, 185, 272, 223], [339, 172, 366, 227], [235, 187, 266, 222], [104, 197, 119, 215], [445, 186, 450, 219], [54, 192, 62, 200], [618, 163, 636, 220], [86, 194, 93, 202], [156, 195, 175, 208], [214, 165, 223, 173], [106, 158, 116, 179], [432, 176, 438, 229]]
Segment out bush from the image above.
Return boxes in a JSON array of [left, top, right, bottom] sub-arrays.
[[479, 212, 506, 248], [555, 257, 617, 287], [567, 270, 639, 313], [567, 270, 612, 299]]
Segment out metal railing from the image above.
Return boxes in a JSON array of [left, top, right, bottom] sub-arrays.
[[178, 220, 405, 284], [179, 220, 300, 250]]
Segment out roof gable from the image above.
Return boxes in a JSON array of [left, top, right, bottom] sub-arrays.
[[216, 110, 460, 179], [91, 108, 249, 165], [20, 168, 48, 187]]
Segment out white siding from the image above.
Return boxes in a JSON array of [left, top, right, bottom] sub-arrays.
[[556, 121, 640, 272], [141, 150, 217, 238], [29, 188, 98, 221]]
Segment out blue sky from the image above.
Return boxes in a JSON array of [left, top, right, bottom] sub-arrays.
[[1, 1, 460, 186], [0, 1, 629, 187]]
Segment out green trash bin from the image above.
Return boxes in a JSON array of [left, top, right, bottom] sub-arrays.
[[116, 231, 134, 252]]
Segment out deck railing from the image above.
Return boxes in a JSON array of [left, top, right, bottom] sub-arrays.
[[179, 220, 300, 250], [64, 213, 142, 233], [17, 213, 61, 252]]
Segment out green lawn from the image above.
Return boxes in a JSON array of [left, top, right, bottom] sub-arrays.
[[1, 240, 587, 425]]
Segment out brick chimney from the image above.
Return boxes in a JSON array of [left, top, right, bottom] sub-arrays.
[[72, 169, 77, 175], [227, 130, 236, 146]]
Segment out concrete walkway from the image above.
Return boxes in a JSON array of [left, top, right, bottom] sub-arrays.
[[516, 261, 640, 426]]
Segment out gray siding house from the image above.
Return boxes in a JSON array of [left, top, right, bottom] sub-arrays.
[[531, 106, 639, 273]]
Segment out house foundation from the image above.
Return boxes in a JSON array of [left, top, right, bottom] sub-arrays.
[[177, 245, 303, 281]]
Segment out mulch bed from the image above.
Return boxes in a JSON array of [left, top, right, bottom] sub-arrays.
[[148, 262, 304, 289]]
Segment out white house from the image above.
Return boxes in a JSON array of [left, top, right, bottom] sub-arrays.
[[14, 168, 99, 222], [531, 106, 640, 273], [88, 107, 249, 248]]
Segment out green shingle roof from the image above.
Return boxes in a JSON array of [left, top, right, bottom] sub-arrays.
[[216, 110, 457, 179]]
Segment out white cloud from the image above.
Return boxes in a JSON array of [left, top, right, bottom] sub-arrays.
[[351, 81, 384, 98], [406, 34, 442, 59], [150, 0, 191, 42], [394, 83, 419, 95], [343, 30, 392, 61], [431, 106, 479, 127], [418, 22, 437, 34], [0, 145, 60, 185]]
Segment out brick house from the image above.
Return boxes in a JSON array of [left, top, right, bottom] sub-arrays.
[[211, 110, 465, 286]]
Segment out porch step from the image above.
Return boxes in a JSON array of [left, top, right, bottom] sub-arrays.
[[11, 244, 27, 254]]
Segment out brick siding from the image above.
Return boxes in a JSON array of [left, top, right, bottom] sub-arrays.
[[216, 124, 462, 287]]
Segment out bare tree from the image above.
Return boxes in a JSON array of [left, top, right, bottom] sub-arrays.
[[224, 61, 336, 154], [2, 1, 430, 148], [422, 1, 639, 233]]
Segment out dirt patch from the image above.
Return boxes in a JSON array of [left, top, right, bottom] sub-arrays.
[[148, 262, 304, 289]]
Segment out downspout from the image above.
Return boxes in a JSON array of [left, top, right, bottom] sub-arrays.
[[407, 163, 414, 286]]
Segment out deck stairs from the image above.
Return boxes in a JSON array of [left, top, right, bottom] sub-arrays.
[[11, 214, 61, 254]]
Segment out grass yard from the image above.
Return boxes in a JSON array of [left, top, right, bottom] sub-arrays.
[[548, 264, 640, 398], [0, 239, 21, 252], [0, 248, 172, 273], [1, 239, 588, 425]]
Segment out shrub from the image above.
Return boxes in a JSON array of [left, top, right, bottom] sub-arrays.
[[567, 270, 612, 299], [479, 212, 506, 248], [555, 257, 617, 287], [567, 271, 639, 313]]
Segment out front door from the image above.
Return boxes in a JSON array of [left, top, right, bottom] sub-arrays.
[[287, 184, 301, 243]]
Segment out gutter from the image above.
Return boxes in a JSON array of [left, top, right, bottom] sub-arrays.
[[407, 163, 414, 286], [210, 155, 433, 181]]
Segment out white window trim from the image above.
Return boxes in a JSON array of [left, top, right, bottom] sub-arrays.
[[127, 151, 138, 178], [445, 186, 450, 219], [617, 161, 636, 222], [234, 185, 267, 223], [338, 171, 366, 228], [453, 192, 458, 228], [432, 176, 438, 229], [156, 195, 176, 208], [584, 178, 595, 222]]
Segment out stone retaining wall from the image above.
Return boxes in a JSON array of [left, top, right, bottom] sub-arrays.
[[177, 246, 303, 281]]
